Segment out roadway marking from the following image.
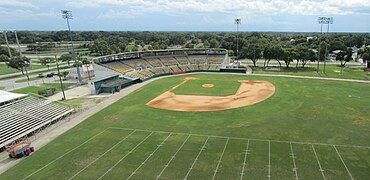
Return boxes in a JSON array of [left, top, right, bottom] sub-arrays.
[[23, 128, 109, 180], [109, 127, 370, 149], [183, 136, 210, 180], [311, 144, 326, 180], [126, 133, 172, 180], [68, 130, 137, 179], [156, 134, 191, 180], [212, 138, 229, 180], [240, 139, 250, 180], [333, 145, 354, 180], [97, 132, 154, 180], [290, 142, 299, 180]]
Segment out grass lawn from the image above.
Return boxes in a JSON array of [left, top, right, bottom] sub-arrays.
[[2, 73, 370, 179], [172, 79, 240, 96], [10, 83, 73, 95], [243, 62, 370, 80], [0, 64, 47, 76]]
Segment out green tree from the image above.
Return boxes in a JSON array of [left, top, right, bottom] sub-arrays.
[[0, 54, 9, 62], [81, 58, 92, 80], [7, 56, 30, 75], [210, 38, 220, 48], [39, 57, 55, 70], [282, 48, 298, 68]]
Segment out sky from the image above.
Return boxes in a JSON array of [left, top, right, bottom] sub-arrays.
[[0, 0, 369, 32]]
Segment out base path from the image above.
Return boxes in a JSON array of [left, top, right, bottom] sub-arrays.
[[146, 77, 275, 111]]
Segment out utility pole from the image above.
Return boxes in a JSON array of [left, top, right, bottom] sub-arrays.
[[3, 31, 12, 58], [15, 31, 30, 81], [62, 10, 82, 84], [56, 55, 66, 100], [234, 18, 241, 66]]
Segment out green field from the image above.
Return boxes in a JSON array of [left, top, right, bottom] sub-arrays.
[[243, 62, 370, 81], [11, 83, 72, 95], [2, 73, 370, 179], [172, 79, 240, 96], [0, 64, 45, 76]]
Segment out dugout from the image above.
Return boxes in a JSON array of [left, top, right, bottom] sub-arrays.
[[89, 74, 139, 94]]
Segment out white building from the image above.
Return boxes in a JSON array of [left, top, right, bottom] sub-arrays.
[[68, 64, 95, 80]]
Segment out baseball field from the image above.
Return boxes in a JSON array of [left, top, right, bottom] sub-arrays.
[[1, 73, 370, 180]]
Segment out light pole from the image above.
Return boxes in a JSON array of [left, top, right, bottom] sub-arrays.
[[55, 55, 66, 100], [14, 31, 30, 81], [318, 17, 333, 74], [234, 18, 241, 65], [61, 10, 82, 83], [2, 31, 12, 58]]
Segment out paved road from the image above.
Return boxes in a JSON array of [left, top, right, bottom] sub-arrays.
[[0, 69, 73, 91], [0, 65, 69, 80]]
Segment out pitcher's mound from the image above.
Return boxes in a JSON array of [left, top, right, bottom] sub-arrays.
[[146, 78, 275, 112], [202, 84, 214, 88]]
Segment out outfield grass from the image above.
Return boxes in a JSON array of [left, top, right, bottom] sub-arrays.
[[172, 79, 240, 96], [243, 62, 370, 81], [2, 73, 370, 179], [11, 83, 72, 95]]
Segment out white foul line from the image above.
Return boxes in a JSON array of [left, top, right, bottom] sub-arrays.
[[109, 127, 370, 150], [240, 139, 250, 180], [68, 130, 137, 180], [290, 142, 299, 180], [268, 140, 271, 180], [126, 133, 172, 180], [184, 136, 210, 180], [23, 128, 109, 180], [97, 132, 154, 180], [156, 134, 191, 180], [212, 138, 229, 180], [333, 145, 354, 180], [311, 144, 326, 180]]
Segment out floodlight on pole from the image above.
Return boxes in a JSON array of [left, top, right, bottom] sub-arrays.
[[318, 17, 333, 74], [62, 10, 82, 83], [234, 18, 241, 64]]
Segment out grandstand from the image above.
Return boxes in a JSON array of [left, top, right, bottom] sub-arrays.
[[0, 91, 74, 151], [93, 49, 228, 80]]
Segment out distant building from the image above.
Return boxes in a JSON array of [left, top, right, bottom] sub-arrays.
[[68, 64, 95, 80]]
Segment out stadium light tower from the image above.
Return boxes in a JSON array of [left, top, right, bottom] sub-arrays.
[[318, 17, 333, 73], [62, 10, 82, 83], [234, 18, 241, 64]]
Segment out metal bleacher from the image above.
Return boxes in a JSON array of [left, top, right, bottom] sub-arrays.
[[0, 96, 74, 149]]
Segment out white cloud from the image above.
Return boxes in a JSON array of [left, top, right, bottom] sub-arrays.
[[0, 0, 37, 8], [67, 0, 370, 17]]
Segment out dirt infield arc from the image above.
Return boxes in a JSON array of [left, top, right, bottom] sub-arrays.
[[146, 77, 276, 111]]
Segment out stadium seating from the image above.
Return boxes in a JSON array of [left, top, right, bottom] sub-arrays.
[[175, 56, 190, 65], [103, 61, 133, 73], [0, 96, 74, 148], [160, 57, 179, 66], [99, 53, 225, 80]]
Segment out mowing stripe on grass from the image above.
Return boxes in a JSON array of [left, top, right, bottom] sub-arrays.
[[109, 127, 370, 149], [289, 143, 299, 180], [184, 136, 210, 180], [68, 130, 137, 180], [212, 137, 229, 180], [240, 139, 250, 180], [23, 128, 109, 180], [333, 145, 354, 180], [126, 133, 172, 180], [97, 132, 154, 180], [311, 144, 326, 180], [156, 134, 191, 180]]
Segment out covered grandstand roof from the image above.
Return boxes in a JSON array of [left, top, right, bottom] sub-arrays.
[[0, 90, 28, 104]]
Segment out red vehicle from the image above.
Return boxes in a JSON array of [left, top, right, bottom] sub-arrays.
[[6, 139, 35, 158]]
